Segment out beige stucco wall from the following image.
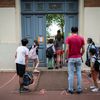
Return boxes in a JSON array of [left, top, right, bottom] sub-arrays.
[[0, 0, 21, 71], [0, 8, 17, 71], [0, 8, 16, 43], [84, 7, 100, 46]]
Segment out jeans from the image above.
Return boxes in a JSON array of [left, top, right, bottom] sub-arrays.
[[68, 57, 82, 92]]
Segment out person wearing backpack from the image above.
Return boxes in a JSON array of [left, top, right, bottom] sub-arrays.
[[46, 39, 55, 69], [29, 40, 39, 72], [89, 48, 100, 92], [85, 38, 98, 67]]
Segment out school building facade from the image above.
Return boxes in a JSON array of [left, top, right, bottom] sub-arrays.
[[0, 0, 100, 71]]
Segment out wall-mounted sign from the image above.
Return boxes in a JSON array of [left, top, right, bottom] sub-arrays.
[[38, 36, 44, 43]]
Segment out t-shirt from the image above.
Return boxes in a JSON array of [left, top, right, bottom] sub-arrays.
[[65, 34, 85, 58], [28, 46, 38, 59], [15, 46, 29, 65], [55, 39, 63, 50]]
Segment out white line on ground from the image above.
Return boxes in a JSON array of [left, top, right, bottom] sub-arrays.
[[0, 74, 16, 89]]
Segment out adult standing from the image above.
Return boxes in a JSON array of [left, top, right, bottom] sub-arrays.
[[65, 27, 85, 94], [55, 30, 64, 68]]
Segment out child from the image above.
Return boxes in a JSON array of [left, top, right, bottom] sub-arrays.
[[46, 39, 55, 69], [89, 48, 99, 92], [15, 38, 29, 92], [29, 40, 39, 72]]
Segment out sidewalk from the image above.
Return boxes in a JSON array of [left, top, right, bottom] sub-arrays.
[[0, 71, 100, 100]]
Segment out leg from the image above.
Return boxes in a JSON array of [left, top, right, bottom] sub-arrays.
[[57, 54, 60, 68], [48, 58, 53, 69], [35, 58, 39, 69], [16, 63, 25, 90], [75, 58, 82, 92], [19, 76, 24, 90], [91, 70, 98, 88], [68, 58, 75, 92], [98, 70, 100, 80]]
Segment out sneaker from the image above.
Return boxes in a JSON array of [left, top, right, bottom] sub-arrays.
[[67, 90, 74, 94], [48, 67, 53, 69], [91, 88, 99, 92], [19, 87, 29, 93], [76, 91, 82, 94], [34, 69, 40, 73], [90, 86, 96, 89]]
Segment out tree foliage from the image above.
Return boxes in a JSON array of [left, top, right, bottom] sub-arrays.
[[46, 14, 64, 36], [46, 14, 64, 35]]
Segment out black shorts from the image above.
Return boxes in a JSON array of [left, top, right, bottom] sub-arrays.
[[16, 63, 25, 77]]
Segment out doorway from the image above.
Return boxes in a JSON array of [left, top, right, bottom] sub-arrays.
[[46, 14, 65, 67], [21, 0, 78, 67]]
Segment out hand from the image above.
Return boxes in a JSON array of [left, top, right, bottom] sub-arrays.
[[65, 58, 68, 63]]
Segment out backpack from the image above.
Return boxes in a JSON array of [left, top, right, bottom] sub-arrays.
[[29, 46, 37, 59], [85, 44, 99, 67], [46, 46, 54, 58], [93, 57, 100, 72], [23, 71, 34, 86], [90, 45, 98, 58]]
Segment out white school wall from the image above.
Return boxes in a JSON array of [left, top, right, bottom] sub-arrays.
[[0, 8, 17, 71], [84, 7, 100, 46], [0, 0, 21, 71]]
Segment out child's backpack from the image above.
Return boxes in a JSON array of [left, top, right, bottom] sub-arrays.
[[85, 45, 99, 67], [46, 46, 54, 58], [29, 46, 37, 59], [93, 57, 100, 72], [23, 71, 34, 86]]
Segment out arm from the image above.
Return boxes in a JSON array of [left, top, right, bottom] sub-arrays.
[[25, 49, 29, 69], [81, 45, 85, 56], [66, 44, 69, 59], [25, 55, 28, 70], [90, 61, 95, 71]]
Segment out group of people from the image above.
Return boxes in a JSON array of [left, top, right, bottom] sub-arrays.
[[46, 30, 64, 69], [65, 27, 100, 94], [15, 26, 100, 93]]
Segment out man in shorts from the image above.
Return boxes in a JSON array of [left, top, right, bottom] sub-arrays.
[[15, 38, 29, 92]]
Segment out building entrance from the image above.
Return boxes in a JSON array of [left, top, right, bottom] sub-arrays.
[[21, 0, 78, 66]]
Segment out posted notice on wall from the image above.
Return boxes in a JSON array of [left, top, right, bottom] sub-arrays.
[[38, 36, 44, 43]]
